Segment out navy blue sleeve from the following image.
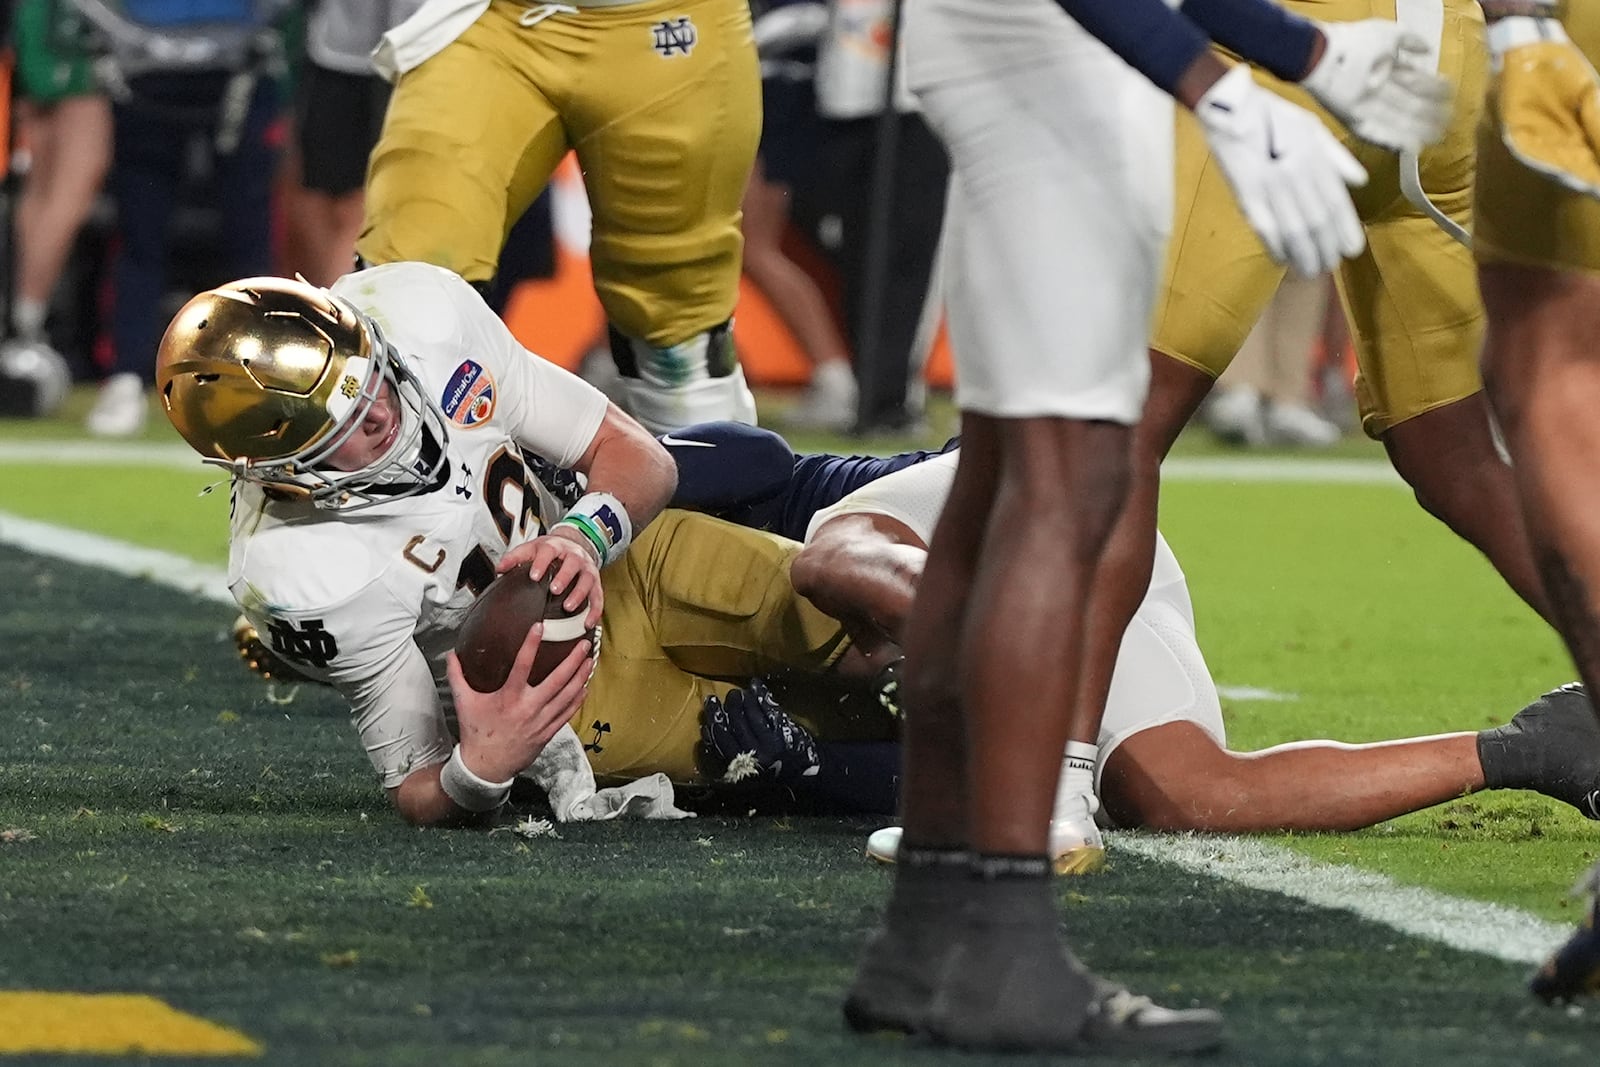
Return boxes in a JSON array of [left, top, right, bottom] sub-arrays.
[[800, 742, 902, 815], [776, 442, 956, 542], [1051, 0, 1211, 94], [663, 422, 797, 529], [1179, 0, 1318, 82]]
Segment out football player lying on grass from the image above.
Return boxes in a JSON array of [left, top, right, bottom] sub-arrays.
[[159, 268, 898, 828], [658, 427, 1600, 867]]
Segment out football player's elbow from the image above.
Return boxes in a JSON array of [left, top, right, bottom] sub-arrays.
[[791, 539, 841, 604]]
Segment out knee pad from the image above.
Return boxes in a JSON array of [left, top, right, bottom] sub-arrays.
[[609, 322, 758, 433]]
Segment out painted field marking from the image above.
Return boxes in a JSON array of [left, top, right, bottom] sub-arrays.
[[1216, 685, 1299, 702], [0, 511, 231, 605], [0, 513, 1572, 972], [1118, 834, 1571, 965], [0, 992, 259, 1056]]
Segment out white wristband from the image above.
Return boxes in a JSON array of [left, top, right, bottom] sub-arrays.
[[439, 744, 515, 812], [557, 491, 633, 567]]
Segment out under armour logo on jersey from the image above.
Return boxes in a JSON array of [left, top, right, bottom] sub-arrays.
[[651, 17, 696, 57], [585, 720, 612, 753], [267, 618, 339, 670]]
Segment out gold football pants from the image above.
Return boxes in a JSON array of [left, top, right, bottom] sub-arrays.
[[1154, 0, 1487, 437], [357, 0, 761, 348], [1475, 2, 1600, 274], [574, 510, 854, 785]]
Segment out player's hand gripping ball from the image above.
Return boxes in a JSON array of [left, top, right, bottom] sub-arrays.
[[455, 561, 599, 693]]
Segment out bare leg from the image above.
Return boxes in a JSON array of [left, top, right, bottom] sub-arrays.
[[740, 161, 853, 372], [284, 185, 367, 288], [895, 415, 1000, 847], [1070, 354, 1215, 751], [1481, 262, 1600, 699], [1382, 392, 1553, 623], [960, 415, 1133, 855], [13, 96, 112, 322], [1101, 721, 1484, 832]]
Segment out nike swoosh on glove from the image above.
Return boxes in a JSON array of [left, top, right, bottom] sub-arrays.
[[1197, 64, 1368, 278], [1491, 18, 1600, 199], [1301, 18, 1454, 154]]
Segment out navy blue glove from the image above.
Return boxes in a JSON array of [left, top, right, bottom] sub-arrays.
[[700, 679, 822, 784]]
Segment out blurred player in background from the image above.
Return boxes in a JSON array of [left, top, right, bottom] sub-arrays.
[[1470, 0, 1600, 1007], [741, 0, 857, 432], [6, 0, 109, 351], [282, 0, 423, 288], [357, 0, 761, 434], [1075, 2, 1568, 896], [843, 0, 1454, 1054]]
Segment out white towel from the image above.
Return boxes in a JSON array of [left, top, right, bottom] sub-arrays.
[[522, 724, 694, 822]]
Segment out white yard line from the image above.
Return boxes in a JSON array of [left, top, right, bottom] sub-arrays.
[[1118, 833, 1570, 965], [0, 440, 203, 469], [1160, 456, 1405, 485], [0, 441, 1409, 485], [0, 511, 231, 605], [1216, 685, 1300, 702], [0, 511, 1572, 968]]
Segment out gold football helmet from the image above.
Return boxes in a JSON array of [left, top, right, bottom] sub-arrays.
[[156, 276, 449, 510]]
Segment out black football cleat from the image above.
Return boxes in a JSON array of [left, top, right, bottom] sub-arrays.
[[924, 920, 1224, 1056], [1531, 864, 1600, 1004], [1477, 683, 1600, 818], [842, 920, 951, 1036]]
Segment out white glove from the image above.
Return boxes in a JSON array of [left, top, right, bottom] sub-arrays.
[[1301, 19, 1454, 154], [1196, 64, 1369, 278]]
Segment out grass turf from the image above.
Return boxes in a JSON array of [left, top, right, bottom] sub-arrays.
[[4, 547, 1600, 1065], [5, 399, 1600, 1059]]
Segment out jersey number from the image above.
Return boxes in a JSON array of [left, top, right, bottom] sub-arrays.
[[454, 446, 541, 597]]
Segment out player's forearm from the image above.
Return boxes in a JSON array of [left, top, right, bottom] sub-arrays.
[[1179, 0, 1322, 81], [573, 404, 679, 537], [791, 535, 922, 640], [1051, 0, 1212, 95], [389, 764, 497, 828]]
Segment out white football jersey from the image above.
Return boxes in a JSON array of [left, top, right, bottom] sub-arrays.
[[804, 449, 1195, 626], [228, 262, 609, 788]]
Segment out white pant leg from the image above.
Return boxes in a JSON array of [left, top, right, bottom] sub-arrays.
[[1093, 597, 1227, 797], [911, 22, 1174, 422]]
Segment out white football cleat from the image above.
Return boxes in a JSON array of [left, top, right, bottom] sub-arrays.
[[85, 372, 148, 438], [864, 819, 1106, 876]]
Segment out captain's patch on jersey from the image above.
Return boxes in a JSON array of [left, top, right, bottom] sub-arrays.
[[441, 360, 496, 428]]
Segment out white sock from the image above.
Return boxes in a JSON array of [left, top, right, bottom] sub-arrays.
[[12, 298, 46, 339], [1056, 741, 1100, 820]]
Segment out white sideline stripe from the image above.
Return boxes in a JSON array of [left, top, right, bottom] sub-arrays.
[[0, 510, 1569, 969], [0, 440, 203, 469], [1118, 834, 1570, 966], [0, 441, 1407, 486], [0, 511, 232, 606], [1161, 457, 1405, 485], [1216, 685, 1299, 702]]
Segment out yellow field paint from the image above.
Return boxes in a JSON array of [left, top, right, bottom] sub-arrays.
[[0, 992, 260, 1056]]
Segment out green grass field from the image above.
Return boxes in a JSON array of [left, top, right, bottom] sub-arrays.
[[3, 394, 1598, 1063]]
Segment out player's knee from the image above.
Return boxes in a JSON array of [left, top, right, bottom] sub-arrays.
[[1100, 729, 1239, 831]]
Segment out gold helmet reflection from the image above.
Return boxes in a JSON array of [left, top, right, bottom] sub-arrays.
[[156, 276, 450, 510], [157, 277, 371, 464]]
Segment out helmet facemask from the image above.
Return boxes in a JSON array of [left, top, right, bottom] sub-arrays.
[[214, 313, 452, 511]]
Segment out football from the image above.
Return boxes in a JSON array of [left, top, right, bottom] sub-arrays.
[[454, 561, 598, 693]]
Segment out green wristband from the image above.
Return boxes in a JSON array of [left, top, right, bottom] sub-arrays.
[[557, 514, 608, 565]]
